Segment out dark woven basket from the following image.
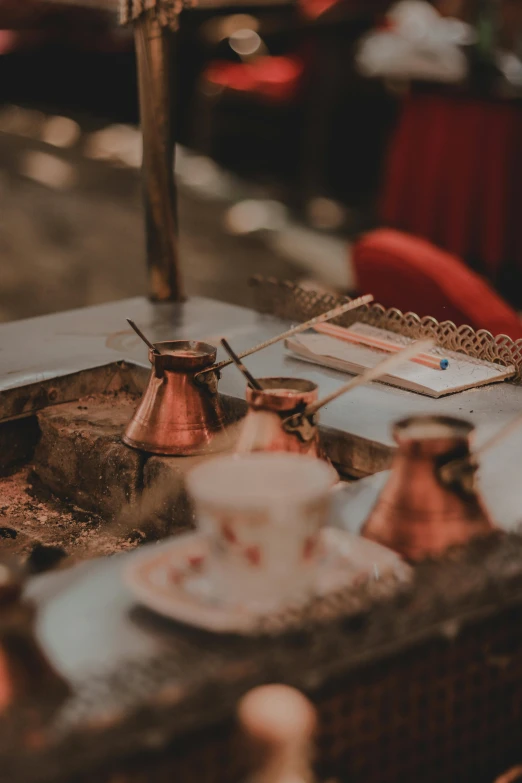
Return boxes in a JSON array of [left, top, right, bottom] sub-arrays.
[[89, 605, 522, 783]]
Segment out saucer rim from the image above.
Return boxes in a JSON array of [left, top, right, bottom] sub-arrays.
[[124, 528, 409, 635]]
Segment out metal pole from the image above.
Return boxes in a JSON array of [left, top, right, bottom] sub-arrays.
[[134, 11, 183, 301]]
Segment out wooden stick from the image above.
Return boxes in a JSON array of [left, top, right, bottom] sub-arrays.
[[474, 411, 522, 459], [440, 411, 522, 486], [195, 293, 374, 379], [315, 322, 448, 371], [220, 339, 263, 390], [127, 318, 160, 354], [304, 338, 435, 416]]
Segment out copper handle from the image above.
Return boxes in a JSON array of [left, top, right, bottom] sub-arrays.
[[281, 339, 434, 443], [439, 411, 522, 489], [193, 293, 374, 383], [304, 338, 435, 416], [473, 411, 522, 460], [220, 339, 263, 390]]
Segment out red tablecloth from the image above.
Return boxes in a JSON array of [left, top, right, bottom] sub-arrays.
[[380, 92, 522, 289]]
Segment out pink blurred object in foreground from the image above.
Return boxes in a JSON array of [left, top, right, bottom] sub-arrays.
[[0, 29, 49, 54]]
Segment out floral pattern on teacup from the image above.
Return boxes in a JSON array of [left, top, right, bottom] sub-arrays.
[[220, 520, 237, 544], [244, 545, 262, 567], [302, 533, 320, 561]]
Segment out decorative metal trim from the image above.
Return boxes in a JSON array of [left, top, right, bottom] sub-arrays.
[[120, 0, 192, 28], [250, 277, 522, 383]]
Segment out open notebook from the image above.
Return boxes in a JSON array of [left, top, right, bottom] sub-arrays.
[[285, 323, 515, 398]]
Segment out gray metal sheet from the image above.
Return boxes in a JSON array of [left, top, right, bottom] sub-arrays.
[[1, 296, 522, 455]]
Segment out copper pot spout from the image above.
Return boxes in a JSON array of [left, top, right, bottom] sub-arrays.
[[235, 377, 324, 459], [123, 340, 227, 456], [361, 415, 496, 561]]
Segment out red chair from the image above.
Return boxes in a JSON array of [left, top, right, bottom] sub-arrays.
[[353, 228, 522, 340], [379, 91, 522, 303]]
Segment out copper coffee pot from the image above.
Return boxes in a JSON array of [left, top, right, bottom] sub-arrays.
[[123, 340, 227, 456], [234, 338, 434, 464], [361, 414, 497, 561], [235, 377, 323, 458], [218, 339, 324, 458], [206, 334, 435, 486], [123, 296, 373, 456], [0, 558, 70, 726]]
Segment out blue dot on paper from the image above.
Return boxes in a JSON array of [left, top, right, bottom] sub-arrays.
[[440, 359, 449, 370]]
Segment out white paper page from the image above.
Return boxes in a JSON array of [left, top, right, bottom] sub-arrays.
[[285, 324, 515, 398]]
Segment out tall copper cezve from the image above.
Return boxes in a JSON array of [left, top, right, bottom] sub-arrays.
[[123, 341, 226, 456], [236, 377, 322, 458], [362, 415, 495, 561]]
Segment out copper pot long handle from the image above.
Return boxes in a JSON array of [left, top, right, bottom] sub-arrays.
[[473, 412, 522, 459], [127, 319, 161, 355], [194, 293, 374, 383], [439, 410, 522, 488], [220, 339, 263, 390], [303, 338, 435, 417]]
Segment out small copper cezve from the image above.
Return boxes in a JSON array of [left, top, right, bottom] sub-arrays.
[[236, 377, 324, 459], [362, 414, 496, 561]]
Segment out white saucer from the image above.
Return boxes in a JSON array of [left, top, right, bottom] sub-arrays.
[[125, 528, 411, 635]]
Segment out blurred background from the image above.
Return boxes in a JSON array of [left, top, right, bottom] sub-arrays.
[[1, 0, 522, 329]]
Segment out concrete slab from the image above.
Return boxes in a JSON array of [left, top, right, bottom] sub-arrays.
[[33, 394, 143, 520]]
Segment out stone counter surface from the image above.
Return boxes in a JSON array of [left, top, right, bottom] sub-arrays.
[[1, 295, 522, 476]]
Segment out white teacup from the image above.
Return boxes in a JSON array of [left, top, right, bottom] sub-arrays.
[[186, 453, 337, 611]]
